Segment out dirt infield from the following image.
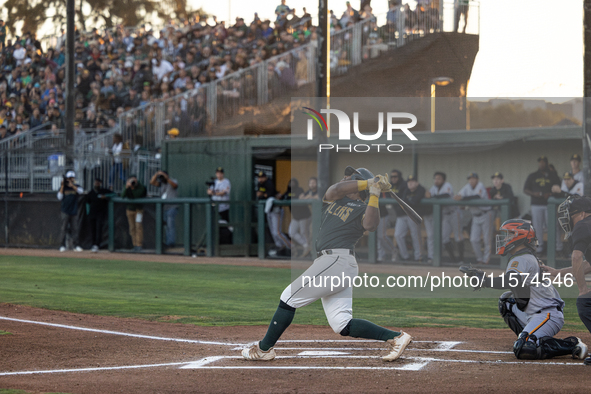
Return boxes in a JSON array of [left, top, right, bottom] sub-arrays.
[[0, 303, 590, 394]]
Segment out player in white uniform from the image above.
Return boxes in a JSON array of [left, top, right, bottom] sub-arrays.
[[561, 154, 584, 190], [455, 173, 492, 264], [551, 172, 584, 254], [461, 219, 588, 360], [424, 172, 464, 263]]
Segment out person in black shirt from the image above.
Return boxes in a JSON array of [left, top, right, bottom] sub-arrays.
[[57, 171, 84, 252], [87, 178, 112, 252], [544, 196, 591, 364], [490, 171, 517, 218], [523, 156, 561, 253], [394, 175, 426, 262]]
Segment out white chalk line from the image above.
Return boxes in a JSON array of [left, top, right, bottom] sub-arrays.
[[275, 347, 513, 354], [0, 316, 239, 346], [0, 361, 190, 376]]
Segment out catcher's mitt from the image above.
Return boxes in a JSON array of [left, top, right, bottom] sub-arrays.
[[459, 264, 485, 290]]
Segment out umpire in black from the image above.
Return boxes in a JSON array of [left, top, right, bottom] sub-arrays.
[[87, 178, 112, 253], [543, 196, 591, 364]]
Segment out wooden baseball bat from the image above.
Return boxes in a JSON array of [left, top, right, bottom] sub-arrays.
[[388, 190, 423, 225]]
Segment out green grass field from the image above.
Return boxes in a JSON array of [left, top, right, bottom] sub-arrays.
[[0, 255, 586, 331]]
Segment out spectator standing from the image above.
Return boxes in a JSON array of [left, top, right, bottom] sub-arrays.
[[86, 178, 112, 252], [58, 171, 84, 252], [562, 154, 584, 190], [122, 175, 147, 252], [109, 133, 125, 189], [275, 0, 292, 21], [490, 171, 517, 217], [0, 21, 5, 50], [394, 175, 425, 262], [523, 156, 561, 253], [454, 0, 470, 33], [425, 171, 463, 264], [455, 173, 492, 264], [257, 170, 291, 255], [150, 170, 179, 248], [208, 167, 231, 222], [378, 170, 406, 262]]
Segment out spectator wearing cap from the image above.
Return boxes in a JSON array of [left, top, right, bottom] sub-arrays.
[[524, 156, 561, 253], [167, 127, 179, 139], [86, 178, 113, 252], [455, 173, 492, 264], [207, 167, 232, 222], [564, 154, 584, 189], [394, 175, 425, 262], [490, 172, 517, 218], [58, 171, 84, 252], [150, 170, 179, 248], [256, 170, 291, 254]]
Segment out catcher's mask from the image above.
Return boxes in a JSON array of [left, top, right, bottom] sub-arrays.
[[496, 219, 538, 256], [344, 166, 375, 201], [558, 195, 591, 239]]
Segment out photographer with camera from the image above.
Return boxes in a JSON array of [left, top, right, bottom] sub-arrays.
[[207, 167, 231, 222], [57, 171, 84, 252], [150, 170, 179, 248], [122, 175, 147, 252]]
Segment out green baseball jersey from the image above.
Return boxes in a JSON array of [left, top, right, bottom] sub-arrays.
[[315, 197, 367, 251]]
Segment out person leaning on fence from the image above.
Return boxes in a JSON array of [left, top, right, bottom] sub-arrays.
[[150, 170, 179, 248], [207, 167, 231, 222], [122, 175, 147, 252], [87, 178, 113, 253], [58, 171, 84, 252]]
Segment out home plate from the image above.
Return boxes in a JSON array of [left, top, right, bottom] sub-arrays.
[[298, 351, 351, 356]]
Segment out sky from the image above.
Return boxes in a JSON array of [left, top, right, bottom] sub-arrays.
[[191, 0, 584, 100]]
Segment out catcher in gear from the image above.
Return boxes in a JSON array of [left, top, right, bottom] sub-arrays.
[[460, 219, 587, 360], [543, 195, 591, 364], [242, 167, 413, 362]]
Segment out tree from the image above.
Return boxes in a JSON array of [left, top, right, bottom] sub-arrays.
[[4, 0, 67, 38]]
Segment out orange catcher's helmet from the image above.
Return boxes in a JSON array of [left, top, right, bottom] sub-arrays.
[[496, 219, 538, 256]]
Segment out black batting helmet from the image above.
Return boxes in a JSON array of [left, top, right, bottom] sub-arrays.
[[344, 166, 375, 200]]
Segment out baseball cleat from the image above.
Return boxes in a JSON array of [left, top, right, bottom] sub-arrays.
[[383, 331, 412, 361], [241, 342, 276, 361], [573, 338, 588, 360]]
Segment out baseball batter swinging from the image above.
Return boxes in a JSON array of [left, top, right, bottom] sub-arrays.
[[242, 167, 413, 361]]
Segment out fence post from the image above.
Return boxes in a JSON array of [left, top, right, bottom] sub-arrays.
[[500, 201, 510, 268], [432, 202, 442, 266], [547, 199, 558, 268], [367, 230, 377, 263], [207, 83, 217, 125], [258, 200, 266, 259], [352, 23, 362, 66], [184, 203, 192, 256], [205, 202, 214, 257], [155, 202, 163, 254], [108, 199, 114, 252], [244, 201, 252, 257]]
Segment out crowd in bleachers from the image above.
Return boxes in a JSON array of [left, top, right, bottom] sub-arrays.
[[0, 1, 319, 142]]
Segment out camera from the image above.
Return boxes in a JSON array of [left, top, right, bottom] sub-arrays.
[[130, 179, 137, 187], [205, 177, 215, 187], [158, 174, 167, 183]]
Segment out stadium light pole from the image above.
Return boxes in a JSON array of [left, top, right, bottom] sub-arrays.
[[317, 0, 330, 198], [430, 77, 453, 132], [65, 0, 75, 167]]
